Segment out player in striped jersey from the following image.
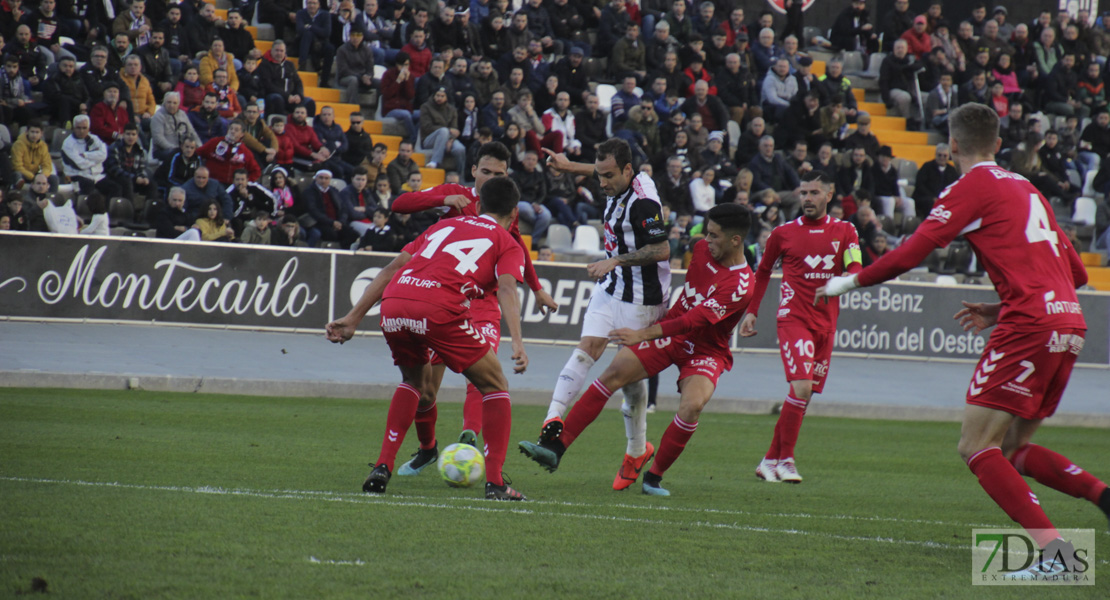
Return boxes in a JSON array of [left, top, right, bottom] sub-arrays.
[[522, 139, 672, 490]]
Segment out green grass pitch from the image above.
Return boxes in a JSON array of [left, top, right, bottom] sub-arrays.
[[1, 388, 1106, 598]]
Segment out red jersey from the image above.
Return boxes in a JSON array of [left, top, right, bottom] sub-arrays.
[[748, 214, 862, 332], [392, 183, 542, 322], [895, 161, 1087, 331], [656, 240, 754, 370], [384, 214, 527, 315], [197, 136, 261, 184]]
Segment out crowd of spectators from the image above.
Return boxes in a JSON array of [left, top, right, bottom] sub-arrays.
[[1, 0, 1108, 254]]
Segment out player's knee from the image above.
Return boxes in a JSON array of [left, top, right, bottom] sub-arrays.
[[578, 337, 607, 361], [791, 382, 814, 401], [956, 437, 982, 463]]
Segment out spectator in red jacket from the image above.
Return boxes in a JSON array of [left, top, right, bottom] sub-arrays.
[[285, 105, 331, 166], [196, 121, 261, 185], [400, 28, 432, 80], [270, 116, 296, 171], [900, 15, 932, 60], [380, 51, 418, 144], [89, 82, 130, 144]]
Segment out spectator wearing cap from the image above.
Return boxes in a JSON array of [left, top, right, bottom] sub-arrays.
[[700, 130, 737, 180], [992, 6, 1013, 41], [843, 112, 880, 160], [871, 145, 904, 218], [792, 55, 825, 103], [90, 82, 131, 144], [420, 86, 468, 170], [552, 47, 590, 107], [304, 169, 359, 248], [901, 15, 933, 60], [336, 28, 375, 105]]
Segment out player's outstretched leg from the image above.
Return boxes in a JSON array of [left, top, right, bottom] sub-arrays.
[[1011, 443, 1110, 528], [520, 379, 612, 472], [364, 381, 422, 493], [642, 375, 713, 497], [964, 447, 1060, 548]]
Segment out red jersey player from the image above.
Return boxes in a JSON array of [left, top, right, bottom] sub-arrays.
[[819, 104, 1109, 570], [374, 142, 556, 478], [519, 204, 755, 496], [326, 177, 532, 500], [739, 170, 862, 483]]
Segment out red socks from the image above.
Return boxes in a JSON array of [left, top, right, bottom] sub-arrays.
[[413, 402, 437, 450], [462, 383, 484, 434], [560, 380, 613, 448], [375, 383, 421, 472], [769, 391, 807, 460], [1011, 443, 1109, 504], [648, 415, 697, 477], [967, 447, 1059, 547], [481, 391, 511, 486]]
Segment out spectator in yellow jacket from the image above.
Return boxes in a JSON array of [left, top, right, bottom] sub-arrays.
[[11, 122, 58, 190], [199, 39, 240, 92], [120, 56, 157, 127]]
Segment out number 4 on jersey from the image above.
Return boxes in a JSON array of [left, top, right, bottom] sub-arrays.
[[1024, 194, 1060, 257], [419, 226, 494, 274]]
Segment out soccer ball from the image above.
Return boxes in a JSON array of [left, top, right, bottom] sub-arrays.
[[437, 443, 485, 488]]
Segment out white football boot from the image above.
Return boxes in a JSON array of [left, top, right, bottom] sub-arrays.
[[776, 458, 803, 483], [756, 458, 781, 482]]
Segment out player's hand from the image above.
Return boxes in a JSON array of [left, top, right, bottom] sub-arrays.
[[608, 327, 645, 346], [511, 342, 529, 373], [444, 194, 471, 210], [587, 257, 618, 280], [534, 289, 558, 315], [542, 148, 572, 173], [954, 301, 1000, 334], [325, 317, 358, 344], [738, 313, 758, 337]]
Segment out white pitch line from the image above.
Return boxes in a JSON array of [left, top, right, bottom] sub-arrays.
[[3, 476, 988, 551], [308, 556, 367, 566]]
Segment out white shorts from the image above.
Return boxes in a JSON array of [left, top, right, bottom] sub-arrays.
[[580, 285, 668, 340]]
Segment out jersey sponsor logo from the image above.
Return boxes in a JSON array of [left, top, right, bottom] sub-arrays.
[[777, 308, 791, 318], [1046, 331, 1085, 354], [680, 281, 706, 310], [702, 298, 727, 319], [803, 254, 836, 270], [396, 269, 442, 289], [642, 215, 665, 237], [1043, 290, 1083, 316], [813, 359, 829, 379], [689, 357, 719, 370], [928, 205, 953, 224], [381, 316, 428, 334]]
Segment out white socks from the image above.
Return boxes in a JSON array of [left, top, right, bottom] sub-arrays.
[[621, 379, 648, 456], [546, 348, 595, 421]]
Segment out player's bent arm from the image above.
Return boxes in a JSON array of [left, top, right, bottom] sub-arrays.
[[496, 273, 529, 373], [609, 323, 665, 346], [325, 252, 412, 343], [617, 240, 670, 266]]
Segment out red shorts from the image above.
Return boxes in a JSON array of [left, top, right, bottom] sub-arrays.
[[777, 326, 833, 394], [380, 298, 493, 373], [629, 335, 729, 391], [430, 320, 500, 366], [966, 327, 1085, 420]]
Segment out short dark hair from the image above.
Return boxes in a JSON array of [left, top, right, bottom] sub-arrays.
[[801, 170, 835, 187], [252, 209, 269, 220], [234, 168, 249, 178], [353, 166, 368, 178], [476, 141, 512, 166], [123, 122, 140, 133], [373, 207, 391, 218], [949, 102, 999, 156], [372, 142, 387, 151], [707, 202, 751, 240], [478, 176, 520, 217], [596, 138, 633, 171]]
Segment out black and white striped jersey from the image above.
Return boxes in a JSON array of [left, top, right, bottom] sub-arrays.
[[600, 172, 671, 306]]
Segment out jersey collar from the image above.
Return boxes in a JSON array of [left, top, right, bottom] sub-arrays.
[[971, 161, 998, 170], [478, 214, 497, 223]]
